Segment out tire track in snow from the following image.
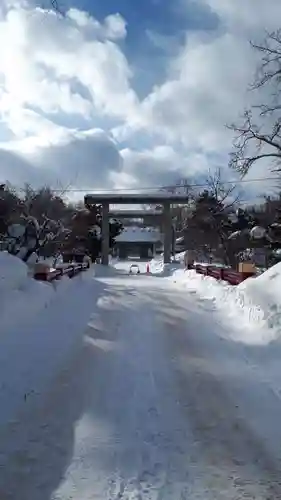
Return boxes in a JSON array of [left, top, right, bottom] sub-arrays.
[[159, 290, 281, 499], [2, 277, 281, 499]]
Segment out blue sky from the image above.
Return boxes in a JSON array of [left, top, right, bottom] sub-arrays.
[[0, 0, 280, 200], [63, 0, 220, 97], [68, 0, 219, 39]]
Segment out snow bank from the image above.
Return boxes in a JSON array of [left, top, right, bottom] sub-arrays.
[[150, 256, 165, 274], [239, 264, 281, 333], [149, 255, 183, 276], [149, 252, 214, 274], [171, 263, 281, 345], [0, 252, 57, 334], [0, 259, 98, 430], [149, 253, 281, 345], [0, 251, 28, 291]]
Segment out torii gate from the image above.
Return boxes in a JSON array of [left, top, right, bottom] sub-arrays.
[[84, 192, 188, 265]]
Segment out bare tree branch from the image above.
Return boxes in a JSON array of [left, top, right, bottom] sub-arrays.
[[250, 30, 281, 90], [229, 30, 281, 175], [205, 167, 241, 209], [44, 0, 64, 15]]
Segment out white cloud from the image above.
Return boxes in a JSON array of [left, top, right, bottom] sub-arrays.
[[0, 128, 123, 189], [66, 9, 127, 40], [0, 0, 280, 200], [0, 5, 138, 123], [104, 13, 127, 40], [112, 0, 281, 194], [0, 1, 138, 193], [125, 1, 281, 148], [142, 35, 251, 151], [119, 146, 210, 187], [201, 0, 281, 33]]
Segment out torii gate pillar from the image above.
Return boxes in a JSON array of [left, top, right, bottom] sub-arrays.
[[163, 202, 172, 264], [101, 202, 109, 265]]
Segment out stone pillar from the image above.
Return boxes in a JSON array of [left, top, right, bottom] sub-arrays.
[[163, 202, 172, 264], [171, 224, 176, 257], [101, 202, 109, 265]]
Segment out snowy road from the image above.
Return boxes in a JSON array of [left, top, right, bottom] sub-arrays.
[[2, 267, 281, 499]]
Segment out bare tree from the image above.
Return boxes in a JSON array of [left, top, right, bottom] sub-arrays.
[[205, 168, 240, 209], [228, 30, 281, 175], [184, 169, 241, 265]]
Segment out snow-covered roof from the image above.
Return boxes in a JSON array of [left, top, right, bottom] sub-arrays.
[[116, 227, 162, 243], [176, 236, 184, 244]]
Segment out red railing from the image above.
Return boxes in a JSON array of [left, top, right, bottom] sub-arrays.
[[193, 263, 255, 285], [34, 262, 90, 282]]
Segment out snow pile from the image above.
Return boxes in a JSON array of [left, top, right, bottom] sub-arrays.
[[0, 258, 97, 430], [174, 251, 185, 263], [0, 252, 55, 332], [149, 253, 281, 344], [149, 256, 183, 277], [0, 251, 28, 291], [172, 263, 281, 345], [240, 264, 281, 332], [150, 256, 165, 274], [39, 254, 64, 267], [0, 251, 73, 337]]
